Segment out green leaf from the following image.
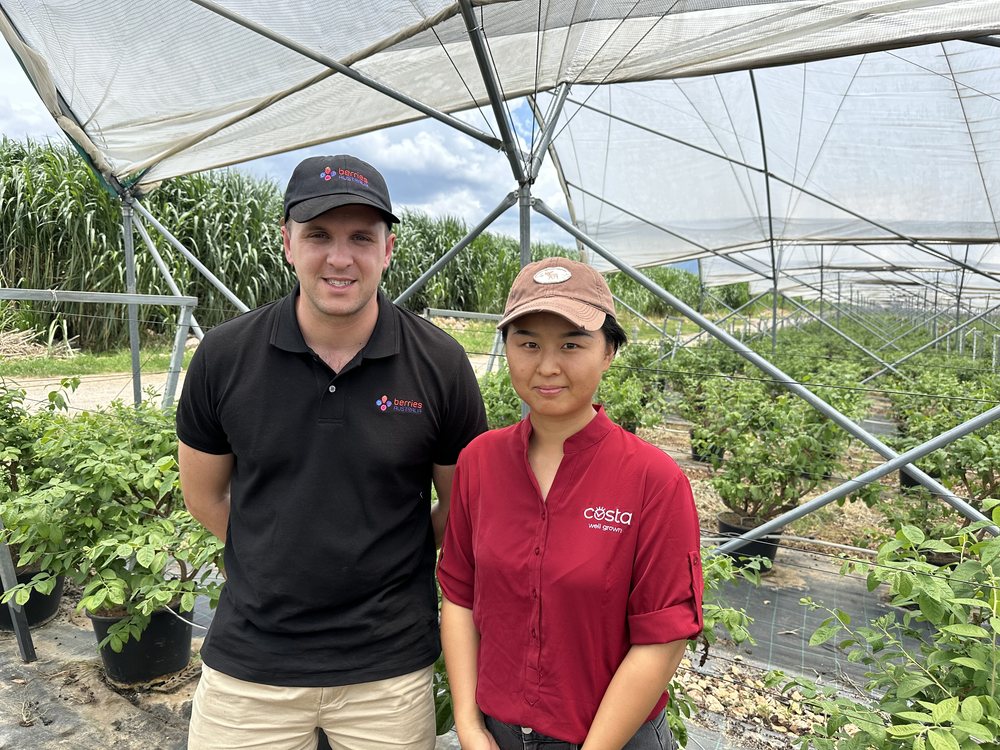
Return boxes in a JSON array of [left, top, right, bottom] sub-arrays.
[[135, 547, 155, 569], [895, 711, 934, 724], [898, 677, 935, 699], [809, 621, 841, 646], [931, 697, 959, 724], [926, 728, 960, 750], [941, 623, 989, 638], [960, 697, 984, 724], [886, 724, 925, 738], [948, 598, 987, 608], [900, 525, 926, 546], [951, 720, 993, 741], [951, 657, 987, 671]]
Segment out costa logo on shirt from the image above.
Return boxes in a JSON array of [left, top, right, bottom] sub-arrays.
[[374, 394, 424, 415], [583, 505, 632, 535]]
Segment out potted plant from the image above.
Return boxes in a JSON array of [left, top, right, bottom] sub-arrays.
[[708, 390, 832, 565], [3, 398, 224, 683], [0, 378, 78, 629]]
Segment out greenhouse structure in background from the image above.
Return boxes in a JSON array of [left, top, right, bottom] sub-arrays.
[[2, 0, 1000, 661]]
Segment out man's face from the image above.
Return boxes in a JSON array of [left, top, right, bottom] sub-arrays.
[[281, 204, 394, 326]]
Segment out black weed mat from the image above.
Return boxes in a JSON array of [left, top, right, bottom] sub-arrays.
[[716, 546, 930, 686]]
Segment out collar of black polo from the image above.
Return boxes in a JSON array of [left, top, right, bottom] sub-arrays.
[[269, 286, 398, 360]]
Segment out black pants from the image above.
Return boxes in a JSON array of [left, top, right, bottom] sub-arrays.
[[483, 711, 677, 750]]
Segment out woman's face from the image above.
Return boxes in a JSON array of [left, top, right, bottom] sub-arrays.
[[505, 312, 614, 424]]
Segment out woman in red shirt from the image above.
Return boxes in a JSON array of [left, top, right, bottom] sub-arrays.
[[438, 258, 703, 750]]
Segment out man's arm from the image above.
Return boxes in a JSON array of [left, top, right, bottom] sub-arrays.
[[430, 463, 456, 547], [178, 440, 234, 541], [581, 640, 688, 750]]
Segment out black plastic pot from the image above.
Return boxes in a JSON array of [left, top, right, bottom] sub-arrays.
[[899, 467, 940, 490], [88, 605, 192, 685], [0, 572, 65, 630], [717, 512, 780, 566]]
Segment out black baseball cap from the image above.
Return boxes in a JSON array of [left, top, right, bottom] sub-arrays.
[[283, 154, 400, 225]]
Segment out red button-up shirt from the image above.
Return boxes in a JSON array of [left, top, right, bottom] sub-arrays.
[[438, 407, 703, 743]]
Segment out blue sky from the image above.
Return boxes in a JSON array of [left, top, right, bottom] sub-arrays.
[[0, 41, 575, 246]]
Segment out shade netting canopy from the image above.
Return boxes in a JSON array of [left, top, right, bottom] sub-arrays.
[[4, 0, 1000, 300]]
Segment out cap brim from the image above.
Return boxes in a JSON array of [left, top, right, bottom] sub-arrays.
[[288, 194, 400, 225], [497, 298, 608, 331]]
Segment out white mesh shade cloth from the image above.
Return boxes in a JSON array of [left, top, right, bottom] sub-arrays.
[[4, 0, 1000, 296]]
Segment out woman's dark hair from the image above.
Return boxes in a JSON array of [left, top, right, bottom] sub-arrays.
[[501, 314, 627, 353], [601, 315, 628, 353]]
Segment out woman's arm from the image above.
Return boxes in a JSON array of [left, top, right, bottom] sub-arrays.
[[440, 597, 500, 750], [581, 640, 688, 750]]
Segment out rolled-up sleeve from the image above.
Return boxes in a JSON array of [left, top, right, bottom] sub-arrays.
[[627, 473, 703, 644]]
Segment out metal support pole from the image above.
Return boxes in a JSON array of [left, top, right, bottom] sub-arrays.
[[875, 307, 952, 353], [862, 300, 1000, 384], [485, 329, 504, 374], [122, 201, 143, 406], [132, 201, 249, 313], [613, 294, 668, 338], [134, 214, 204, 340], [715, 402, 1000, 554], [784, 296, 901, 375], [162, 304, 193, 409], [0, 522, 35, 662], [190, 0, 502, 151], [533, 198, 987, 524], [518, 185, 532, 266], [395, 192, 517, 306], [458, 0, 527, 181], [529, 84, 570, 181], [683, 290, 771, 347]]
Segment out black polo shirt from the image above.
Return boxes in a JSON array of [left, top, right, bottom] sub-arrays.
[[176, 287, 487, 686]]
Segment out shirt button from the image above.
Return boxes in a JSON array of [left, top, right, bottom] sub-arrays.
[[541, 510, 546, 519], [534, 547, 540, 555], [531, 628, 537, 639], [328, 384, 336, 393], [531, 589, 537, 599]]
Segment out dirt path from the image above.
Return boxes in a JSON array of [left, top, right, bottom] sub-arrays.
[[8, 354, 495, 414]]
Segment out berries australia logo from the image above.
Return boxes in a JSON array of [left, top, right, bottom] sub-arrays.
[[375, 394, 424, 415], [320, 166, 369, 187], [584, 505, 632, 535]]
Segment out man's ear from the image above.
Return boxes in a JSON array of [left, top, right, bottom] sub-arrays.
[[383, 232, 395, 270], [281, 222, 294, 266]]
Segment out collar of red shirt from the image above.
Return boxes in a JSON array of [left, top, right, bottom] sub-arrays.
[[516, 404, 615, 453]]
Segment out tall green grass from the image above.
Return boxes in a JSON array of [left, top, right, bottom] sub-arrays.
[[1, 138, 293, 349], [2, 138, 735, 351]]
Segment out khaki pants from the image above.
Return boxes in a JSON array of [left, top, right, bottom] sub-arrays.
[[187, 663, 436, 750]]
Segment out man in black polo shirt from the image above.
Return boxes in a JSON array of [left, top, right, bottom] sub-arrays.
[[177, 154, 487, 750]]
